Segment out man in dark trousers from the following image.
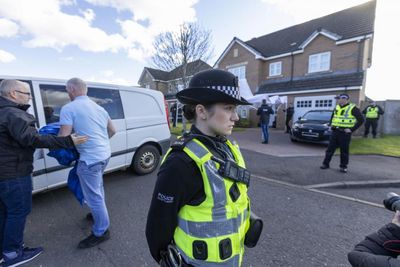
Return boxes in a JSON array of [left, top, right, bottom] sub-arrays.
[[0, 79, 87, 266], [257, 99, 274, 144], [362, 100, 384, 138], [283, 103, 294, 133], [170, 103, 177, 127], [320, 93, 364, 173]]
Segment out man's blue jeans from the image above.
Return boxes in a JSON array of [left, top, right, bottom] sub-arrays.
[[77, 159, 110, 237], [0, 175, 32, 254], [261, 123, 269, 143]]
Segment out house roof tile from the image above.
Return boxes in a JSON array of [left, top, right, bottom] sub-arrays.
[[246, 1, 376, 58]]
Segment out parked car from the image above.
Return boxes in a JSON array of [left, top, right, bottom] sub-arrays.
[[290, 110, 332, 145], [0, 76, 171, 193]]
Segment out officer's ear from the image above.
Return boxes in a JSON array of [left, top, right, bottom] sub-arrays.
[[196, 104, 208, 120]]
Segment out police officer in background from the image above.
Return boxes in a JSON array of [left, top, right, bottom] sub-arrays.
[[362, 100, 384, 138], [320, 93, 364, 173], [146, 69, 262, 267]]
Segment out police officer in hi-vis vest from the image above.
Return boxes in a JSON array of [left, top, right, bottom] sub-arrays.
[[320, 94, 364, 173], [362, 100, 384, 138], [146, 69, 263, 267]]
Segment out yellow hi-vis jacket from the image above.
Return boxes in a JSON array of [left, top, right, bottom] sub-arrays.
[[165, 138, 250, 266], [331, 104, 356, 128], [366, 106, 379, 119]]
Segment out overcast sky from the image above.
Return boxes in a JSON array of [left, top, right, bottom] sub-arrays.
[[0, 0, 399, 100]]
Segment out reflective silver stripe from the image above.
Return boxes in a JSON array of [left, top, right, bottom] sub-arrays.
[[178, 247, 240, 267], [344, 104, 354, 118], [186, 140, 209, 159], [204, 160, 227, 220], [186, 140, 228, 219], [178, 214, 243, 238]]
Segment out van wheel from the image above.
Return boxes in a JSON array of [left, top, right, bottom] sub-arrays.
[[132, 145, 160, 175], [290, 136, 297, 142]]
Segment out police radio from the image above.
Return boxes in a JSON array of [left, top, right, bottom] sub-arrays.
[[211, 156, 251, 187]]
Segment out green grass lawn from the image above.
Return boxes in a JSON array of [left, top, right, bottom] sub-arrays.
[[170, 122, 246, 136], [349, 135, 400, 157]]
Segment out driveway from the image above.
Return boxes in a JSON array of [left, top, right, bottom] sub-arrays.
[[231, 128, 326, 157]]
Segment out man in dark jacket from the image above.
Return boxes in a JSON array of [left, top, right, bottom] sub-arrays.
[[362, 100, 384, 138], [0, 80, 87, 266], [283, 103, 294, 133], [348, 211, 400, 267], [257, 99, 274, 144], [170, 103, 177, 127]]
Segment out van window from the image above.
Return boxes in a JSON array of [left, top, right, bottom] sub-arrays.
[[88, 87, 124, 120], [39, 85, 124, 124], [120, 90, 162, 118]]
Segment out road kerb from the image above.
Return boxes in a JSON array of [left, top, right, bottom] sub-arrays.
[[305, 180, 400, 189]]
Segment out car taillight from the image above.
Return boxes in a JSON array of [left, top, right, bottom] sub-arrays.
[[164, 98, 170, 129]]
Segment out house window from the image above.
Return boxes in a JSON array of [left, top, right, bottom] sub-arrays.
[[233, 48, 238, 57], [308, 52, 331, 73], [269, 61, 282, 77], [240, 109, 248, 118], [315, 99, 333, 108], [228, 66, 246, 80]]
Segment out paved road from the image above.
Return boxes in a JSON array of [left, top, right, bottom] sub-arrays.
[[243, 148, 400, 186], [22, 148, 397, 267], [21, 129, 400, 267], [231, 128, 326, 157]]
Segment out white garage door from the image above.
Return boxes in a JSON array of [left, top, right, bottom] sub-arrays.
[[293, 95, 336, 122]]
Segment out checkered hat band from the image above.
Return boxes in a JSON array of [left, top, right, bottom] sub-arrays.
[[206, 85, 241, 100]]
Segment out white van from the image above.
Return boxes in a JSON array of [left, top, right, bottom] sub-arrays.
[[0, 76, 171, 193]]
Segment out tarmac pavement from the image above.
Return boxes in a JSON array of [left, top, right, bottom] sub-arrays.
[[232, 128, 400, 189], [18, 128, 400, 266], [25, 168, 392, 267], [231, 128, 326, 157]]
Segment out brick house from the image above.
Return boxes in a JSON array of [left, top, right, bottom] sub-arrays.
[[137, 60, 211, 106], [214, 0, 376, 129]]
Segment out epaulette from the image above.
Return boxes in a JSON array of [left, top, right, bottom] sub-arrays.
[[170, 133, 195, 151]]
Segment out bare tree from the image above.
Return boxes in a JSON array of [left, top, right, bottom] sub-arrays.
[[151, 22, 213, 132], [151, 22, 213, 87]]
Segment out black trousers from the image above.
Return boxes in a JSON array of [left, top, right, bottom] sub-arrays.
[[364, 119, 378, 137], [322, 130, 352, 168], [285, 117, 292, 132]]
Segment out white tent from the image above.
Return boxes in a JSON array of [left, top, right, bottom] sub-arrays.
[[246, 94, 287, 107]]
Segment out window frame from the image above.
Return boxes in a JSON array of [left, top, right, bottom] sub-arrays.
[[269, 61, 282, 77], [308, 51, 331, 73], [228, 65, 246, 80]]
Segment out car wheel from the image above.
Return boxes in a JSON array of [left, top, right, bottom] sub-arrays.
[[131, 145, 160, 175], [290, 135, 297, 142]]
